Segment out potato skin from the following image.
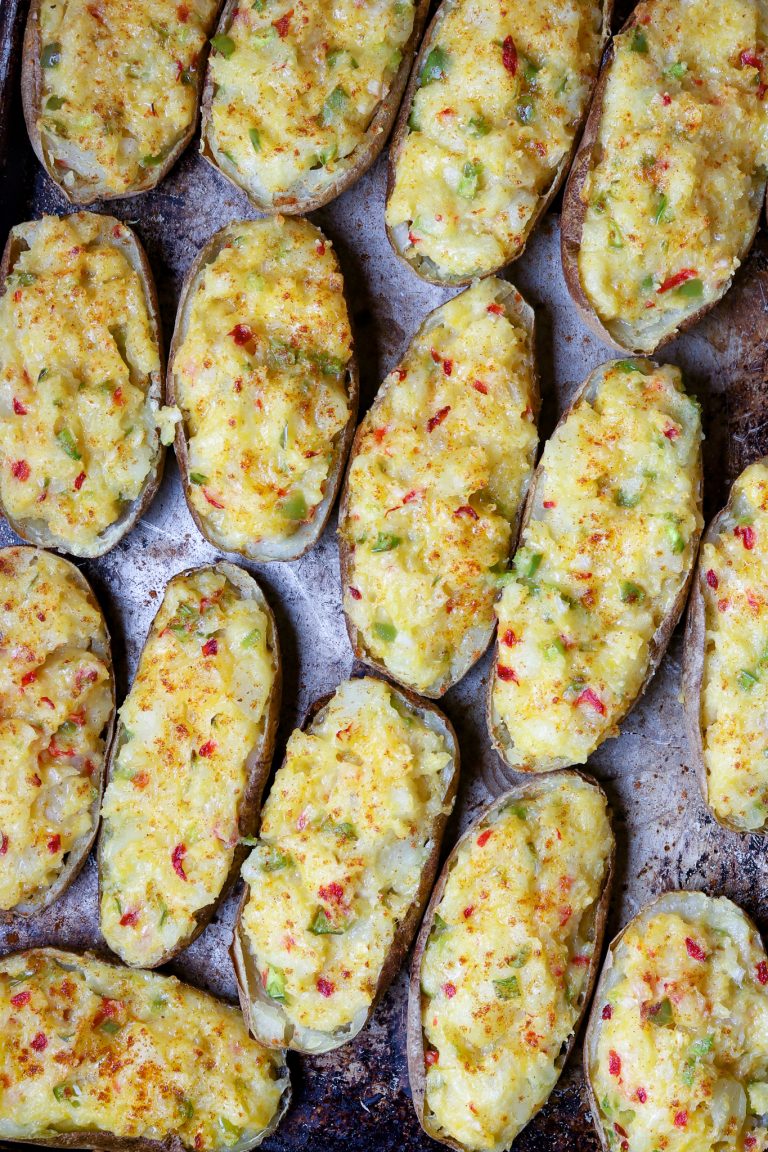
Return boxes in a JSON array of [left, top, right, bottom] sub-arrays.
[[385, 0, 613, 286], [407, 769, 614, 1151], [0, 213, 166, 559], [232, 674, 460, 1053], [560, 3, 765, 354], [199, 0, 430, 214], [97, 560, 282, 969], [0, 946, 291, 1152], [167, 220, 359, 563], [681, 458, 768, 834], [20, 0, 211, 203], [0, 547, 115, 919], [486, 357, 703, 786], [337, 280, 538, 698]]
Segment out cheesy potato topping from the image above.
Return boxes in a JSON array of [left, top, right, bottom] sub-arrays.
[[420, 776, 612, 1152], [590, 893, 768, 1152], [0, 949, 287, 1150], [239, 677, 454, 1045], [100, 567, 276, 968], [206, 0, 415, 202], [578, 0, 768, 351], [699, 461, 768, 831], [0, 214, 171, 555], [0, 549, 111, 912], [492, 360, 702, 770], [340, 279, 537, 695], [173, 219, 353, 554], [385, 0, 603, 280], [36, 0, 219, 197]]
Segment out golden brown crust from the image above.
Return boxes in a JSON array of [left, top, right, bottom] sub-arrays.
[[231, 672, 461, 1053], [20, 0, 211, 203], [385, 0, 613, 287], [0, 946, 291, 1152], [199, 0, 430, 214], [486, 357, 704, 784], [337, 279, 539, 698], [681, 458, 768, 833], [407, 769, 615, 1152], [0, 213, 166, 559], [0, 547, 115, 920], [97, 560, 282, 969], [167, 220, 359, 563], [559, 2, 765, 354]]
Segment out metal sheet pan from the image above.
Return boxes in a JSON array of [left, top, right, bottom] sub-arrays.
[[1, 2, 768, 1148]]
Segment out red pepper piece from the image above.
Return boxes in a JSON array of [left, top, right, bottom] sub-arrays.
[[172, 843, 187, 880]]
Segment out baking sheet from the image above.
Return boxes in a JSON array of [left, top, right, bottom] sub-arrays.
[[1, 1, 768, 1148]]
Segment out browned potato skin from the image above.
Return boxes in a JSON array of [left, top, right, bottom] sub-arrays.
[[0, 946, 291, 1152], [560, 2, 766, 354], [20, 0, 214, 203], [232, 674, 461, 1053], [681, 459, 768, 834], [385, 0, 614, 287], [97, 561, 282, 969], [337, 281, 539, 698], [485, 358, 704, 787], [407, 769, 615, 1151], [199, 0, 431, 214], [0, 547, 115, 920], [167, 221, 359, 563], [0, 214, 166, 559]]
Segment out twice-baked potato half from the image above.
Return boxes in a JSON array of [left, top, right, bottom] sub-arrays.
[[0, 547, 114, 917], [0, 212, 173, 558], [489, 357, 703, 776], [385, 0, 611, 285], [338, 277, 539, 697], [22, 0, 220, 202], [0, 947, 290, 1150], [561, 0, 768, 354], [99, 562, 281, 969], [683, 458, 768, 833], [586, 890, 768, 1152], [200, 0, 429, 213], [408, 771, 614, 1152], [168, 218, 358, 562], [232, 675, 459, 1054]]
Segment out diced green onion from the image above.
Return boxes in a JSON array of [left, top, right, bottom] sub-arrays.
[[653, 194, 668, 224], [190, 472, 207, 485], [280, 491, 307, 521], [320, 85, 348, 126], [373, 621, 397, 643], [493, 974, 520, 1000], [419, 46, 448, 86], [516, 100, 535, 124], [56, 428, 81, 460], [676, 278, 703, 299], [468, 115, 490, 137], [309, 907, 345, 935], [615, 488, 640, 508], [265, 965, 286, 1001], [620, 581, 645, 603], [371, 532, 401, 553], [241, 628, 262, 648], [211, 34, 236, 57], [46, 95, 65, 110], [630, 28, 648, 52], [457, 160, 481, 200], [739, 669, 759, 691], [42, 42, 62, 68], [249, 127, 261, 151]]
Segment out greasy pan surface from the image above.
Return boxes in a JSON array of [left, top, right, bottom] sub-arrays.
[[2, 0, 768, 1149]]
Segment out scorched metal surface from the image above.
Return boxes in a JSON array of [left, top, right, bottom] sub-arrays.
[[1, 1, 768, 1149]]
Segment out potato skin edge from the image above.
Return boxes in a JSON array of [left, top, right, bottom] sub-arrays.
[[96, 560, 282, 969], [336, 278, 539, 697], [407, 768, 615, 1151], [167, 220, 359, 563], [232, 672, 461, 1053]]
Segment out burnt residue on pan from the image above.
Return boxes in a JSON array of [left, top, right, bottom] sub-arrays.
[[1, 0, 768, 1149]]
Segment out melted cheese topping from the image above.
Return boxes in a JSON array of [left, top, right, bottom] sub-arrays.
[[420, 777, 612, 1152], [493, 360, 702, 770], [340, 279, 537, 695], [206, 0, 415, 203], [578, 0, 768, 351], [385, 0, 603, 280], [0, 214, 170, 554], [239, 677, 454, 1043], [173, 219, 353, 554], [590, 895, 768, 1152], [0, 949, 286, 1150], [37, 0, 219, 196], [699, 462, 768, 831], [0, 549, 111, 911], [100, 568, 276, 968]]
